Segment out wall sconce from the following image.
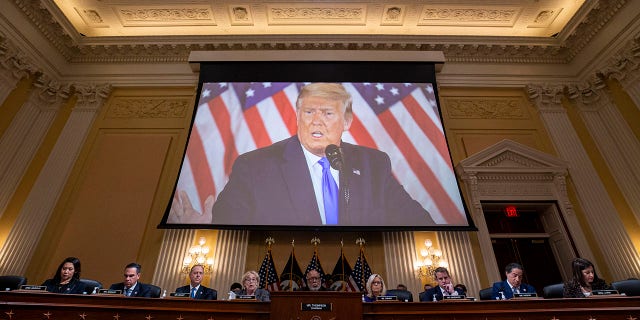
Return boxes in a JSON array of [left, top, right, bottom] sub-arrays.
[[182, 236, 214, 274], [415, 239, 448, 279]]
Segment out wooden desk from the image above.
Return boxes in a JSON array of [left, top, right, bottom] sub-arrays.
[[362, 296, 640, 320], [1, 291, 639, 320], [0, 291, 270, 320]]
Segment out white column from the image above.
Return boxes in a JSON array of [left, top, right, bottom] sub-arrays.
[[152, 229, 196, 293], [382, 231, 421, 296], [0, 75, 69, 220], [0, 31, 35, 103], [601, 38, 640, 108], [528, 84, 640, 280], [210, 230, 249, 295], [438, 231, 481, 298], [0, 83, 110, 275], [568, 81, 640, 226]]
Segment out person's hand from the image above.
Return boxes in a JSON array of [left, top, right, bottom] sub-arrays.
[[167, 190, 213, 224], [443, 283, 454, 294]]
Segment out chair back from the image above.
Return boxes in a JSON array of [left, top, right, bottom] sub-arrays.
[[611, 279, 640, 296], [542, 283, 564, 299], [385, 289, 413, 302], [79, 279, 103, 294], [479, 287, 493, 300], [148, 284, 162, 298], [0, 275, 27, 290]]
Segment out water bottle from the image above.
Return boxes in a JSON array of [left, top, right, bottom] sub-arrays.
[[500, 291, 506, 300], [228, 291, 236, 300], [161, 290, 167, 298], [91, 287, 97, 295], [432, 294, 437, 302]]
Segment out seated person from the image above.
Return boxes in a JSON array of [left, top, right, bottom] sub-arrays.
[[418, 283, 434, 302], [174, 265, 217, 299], [564, 258, 612, 298], [422, 267, 465, 301], [396, 284, 408, 291], [109, 262, 153, 297], [230, 282, 242, 294], [238, 271, 270, 301], [41, 257, 86, 294], [363, 274, 387, 302], [299, 269, 327, 291], [454, 283, 467, 295], [491, 262, 536, 299]]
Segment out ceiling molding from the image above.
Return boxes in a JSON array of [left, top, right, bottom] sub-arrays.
[[8, 0, 629, 65]]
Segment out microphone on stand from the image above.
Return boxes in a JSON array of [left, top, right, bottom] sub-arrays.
[[325, 144, 349, 223]]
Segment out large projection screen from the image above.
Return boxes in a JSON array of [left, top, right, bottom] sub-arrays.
[[159, 51, 474, 231]]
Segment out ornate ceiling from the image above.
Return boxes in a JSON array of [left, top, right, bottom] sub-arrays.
[[19, 0, 625, 65]]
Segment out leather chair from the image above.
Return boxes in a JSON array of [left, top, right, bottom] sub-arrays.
[[79, 279, 103, 294], [611, 279, 640, 296], [385, 289, 413, 302], [148, 284, 162, 298], [479, 287, 493, 300], [0, 275, 27, 291], [542, 283, 564, 299]]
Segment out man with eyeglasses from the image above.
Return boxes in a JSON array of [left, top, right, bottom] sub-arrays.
[[420, 267, 464, 301], [109, 262, 153, 297], [299, 269, 327, 291]]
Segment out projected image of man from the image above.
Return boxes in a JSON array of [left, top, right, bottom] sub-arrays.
[[210, 83, 434, 226]]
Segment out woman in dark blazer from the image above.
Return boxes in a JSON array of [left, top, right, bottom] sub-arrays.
[[564, 258, 612, 298], [41, 257, 86, 294], [238, 270, 270, 301]]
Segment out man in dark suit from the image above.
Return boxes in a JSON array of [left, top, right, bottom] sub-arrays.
[[175, 265, 217, 300], [109, 262, 153, 297], [211, 83, 434, 226], [491, 262, 536, 300], [297, 269, 327, 291], [421, 267, 465, 301]]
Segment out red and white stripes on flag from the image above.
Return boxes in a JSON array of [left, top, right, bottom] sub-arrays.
[[171, 82, 467, 225]]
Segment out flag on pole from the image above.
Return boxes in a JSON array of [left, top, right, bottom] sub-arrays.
[[352, 245, 372, 292], [329, 246, 359, 292], [168, 82, 467, 226], [258, 246, 280, 292], [279, 244, 305, 291], [304, 240, 327, 289]]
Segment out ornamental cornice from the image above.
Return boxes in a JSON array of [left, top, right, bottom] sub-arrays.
[[0, 31, 39, 79], [600, 37, 640, 82], [8, 0, 630, 65]]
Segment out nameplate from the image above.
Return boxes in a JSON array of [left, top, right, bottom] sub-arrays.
[[170, 292, 190, 298], [591, 290, 619, 296], [20, 285, 46, 291], [98, 289, 122, 295], [514, 292, 538, 298], [236, 295, 257, 300], [443, 295, 466, 300], [301, 303, 332, 311], [376, 295, 398, 301]]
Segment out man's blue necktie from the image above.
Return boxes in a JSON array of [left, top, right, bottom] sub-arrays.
[[319, 157, 338, 224], [191, 287, 197, 298]]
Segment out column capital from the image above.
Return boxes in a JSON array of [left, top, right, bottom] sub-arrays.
[[72, 83, 112, 111], [526, 84, 566, 113]]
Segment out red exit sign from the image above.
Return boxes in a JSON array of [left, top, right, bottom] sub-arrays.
[[504, 206, 519, 217]]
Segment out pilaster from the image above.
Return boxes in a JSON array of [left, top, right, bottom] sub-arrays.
[[438, 231, 481, 298], [567, 80, 640, 226], [152, 229, 196, 293], [211, 230, 249, 295], [528, 84, 640, 280], [382, 231, 420, 297]]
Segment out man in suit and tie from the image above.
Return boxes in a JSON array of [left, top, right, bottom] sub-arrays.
[[209, 83, 434, 227], [421, 267, 465, 301], [109, 262, 153, 297], [491, 262, 536, 300], [175, 265, 217, 300]]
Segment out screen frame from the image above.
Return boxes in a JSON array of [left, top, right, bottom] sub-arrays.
[[158, 51, 476, 232]]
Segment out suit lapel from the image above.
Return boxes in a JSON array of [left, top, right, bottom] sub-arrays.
[[281, 136, 321, 224]]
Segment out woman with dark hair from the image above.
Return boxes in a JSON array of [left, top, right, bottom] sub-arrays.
[[563, 258, 612, 298], [41, 257, 85, 294]]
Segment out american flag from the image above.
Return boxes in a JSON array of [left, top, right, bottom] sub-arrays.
[[352, 246, 372, 292], [303, 248, 327, 289], [257, 248, 280, 292], [279, 248, 305, 291], [168, 82, 467, 226], [329, 248, 359, 292]]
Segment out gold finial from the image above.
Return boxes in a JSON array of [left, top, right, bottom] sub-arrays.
[[265, 237, 275, 249], [356, 237, 366, 246], [311, 237, 320, 246]]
